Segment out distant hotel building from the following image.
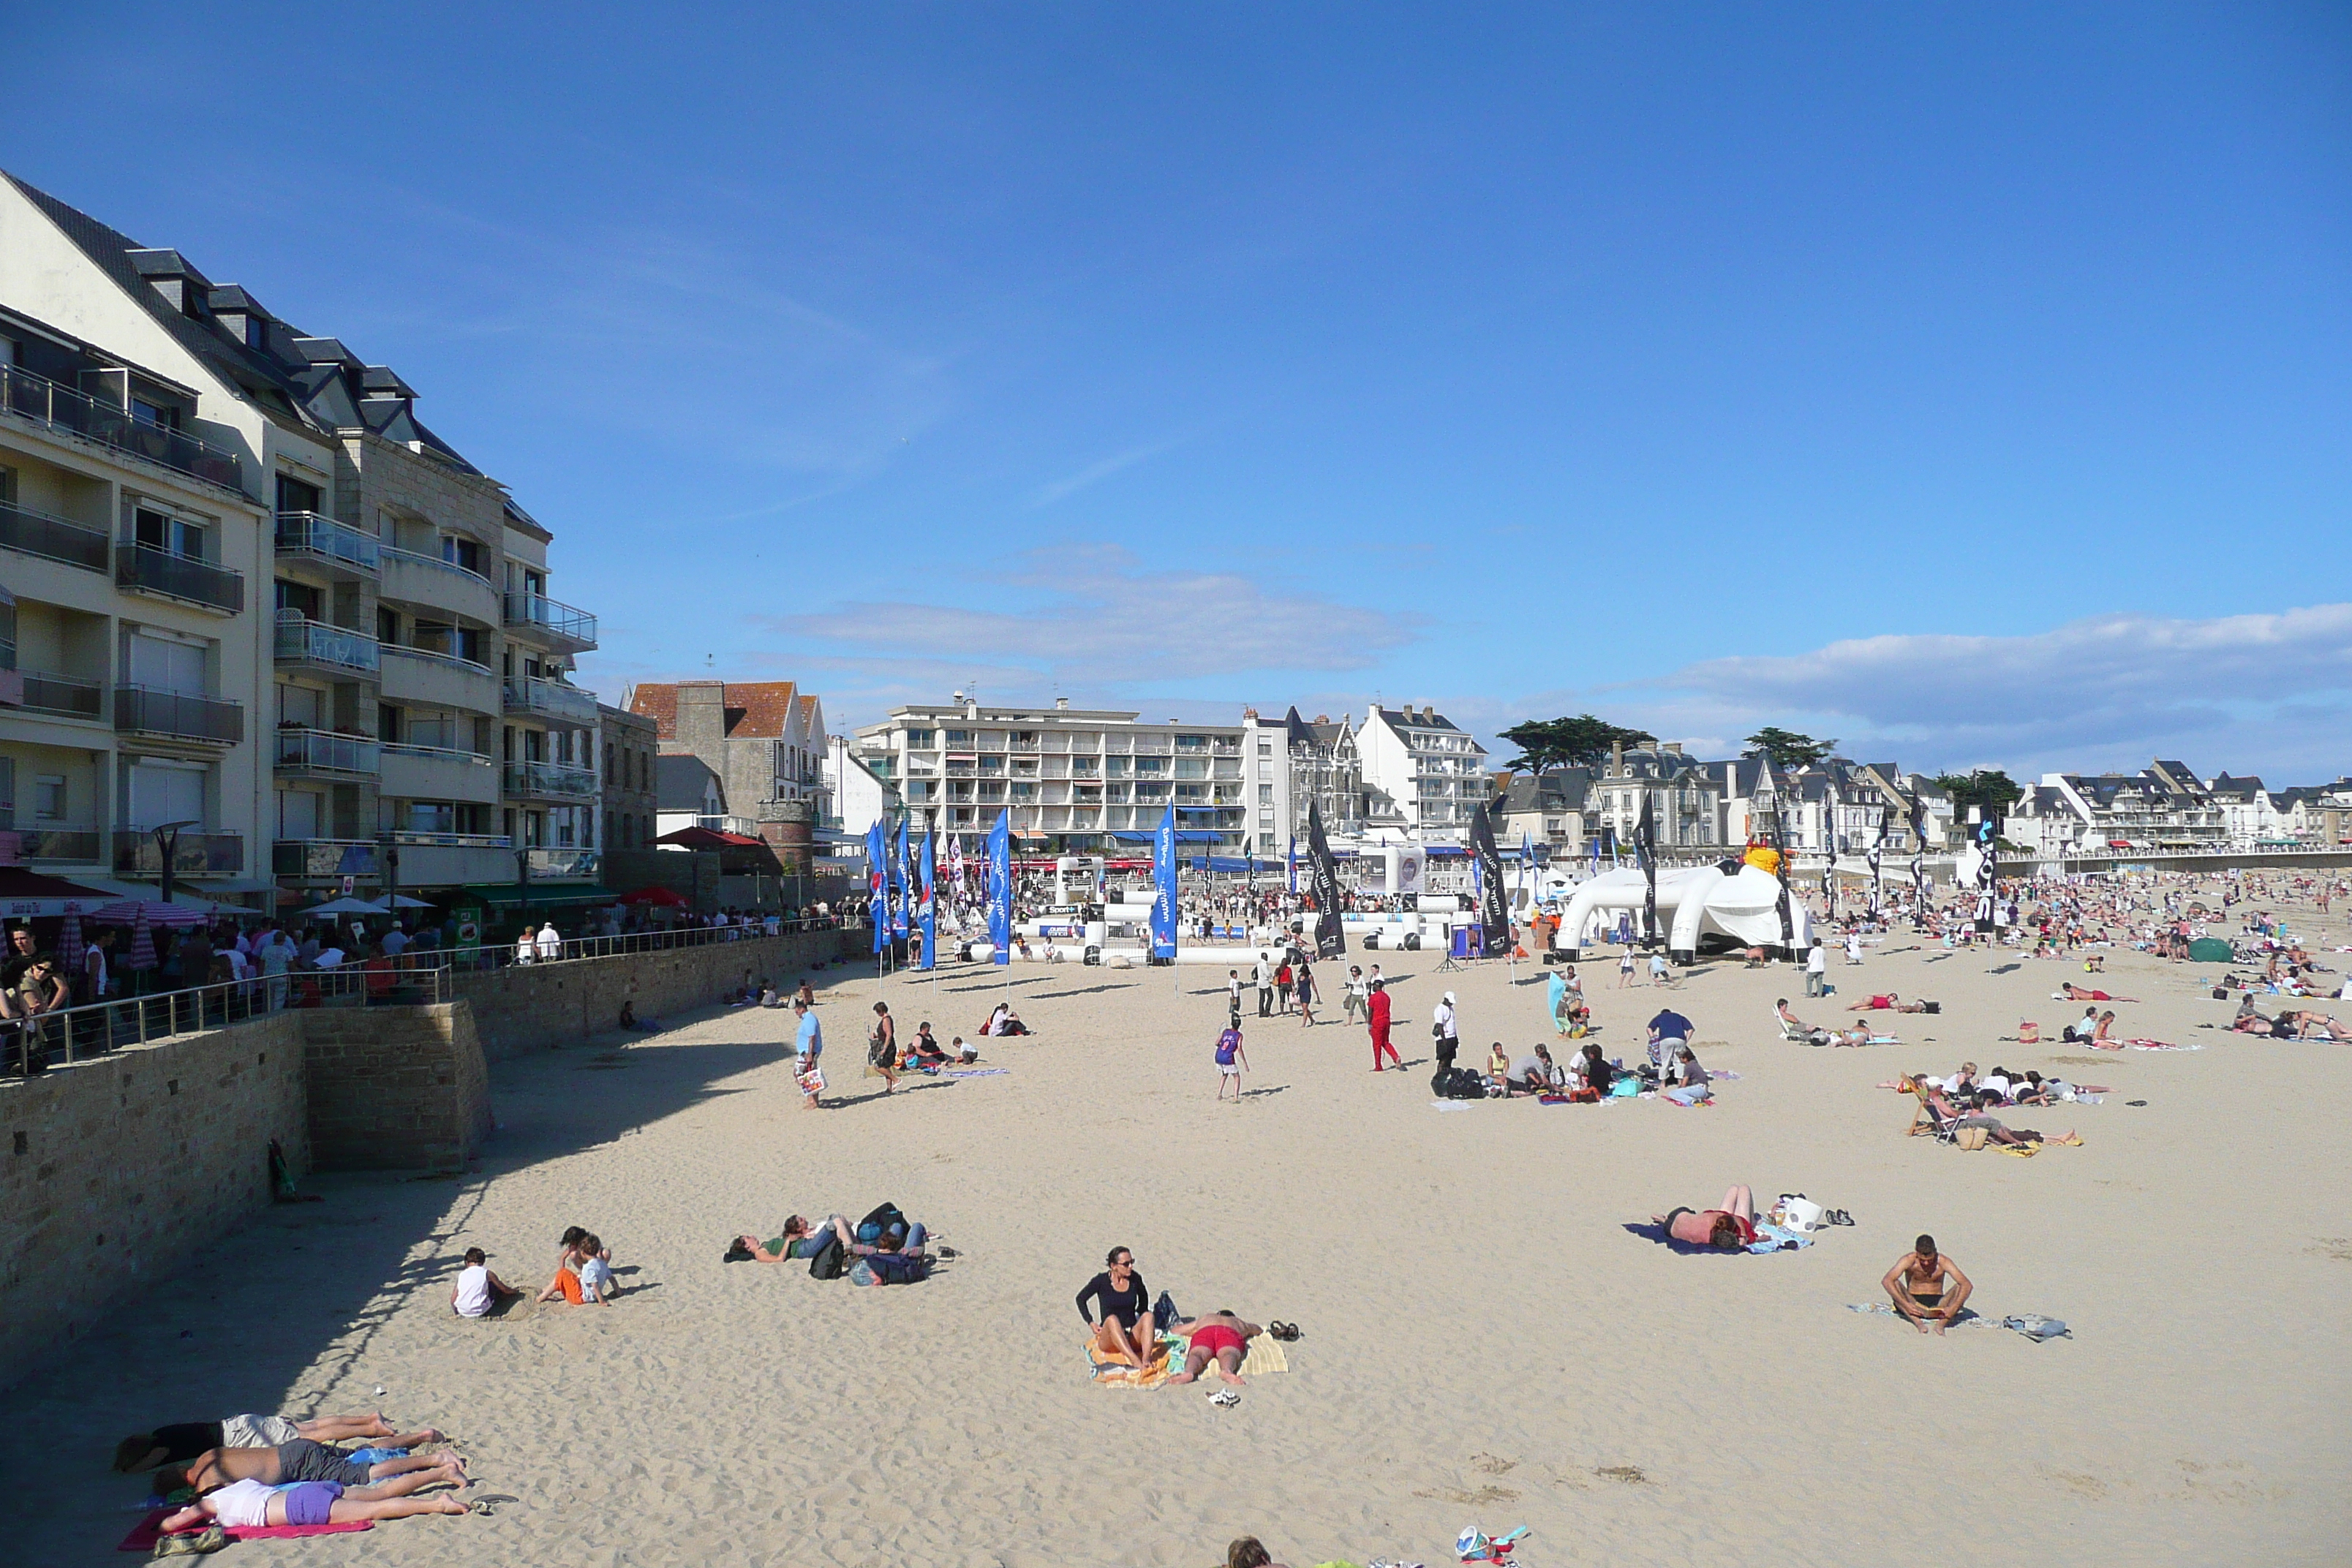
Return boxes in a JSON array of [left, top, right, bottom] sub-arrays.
[[1357, 705, 1489, 847]]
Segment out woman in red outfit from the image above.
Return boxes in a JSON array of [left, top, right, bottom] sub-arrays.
[[1367, 979, 1399, 1070]]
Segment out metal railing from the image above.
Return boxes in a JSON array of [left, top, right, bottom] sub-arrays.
[[116, 541, 244, 613], [274, 611, 381, 673], [503, 676, 599, 725], [503, 758, 598, 799], [114, 684, 244, 744], [114, 828, 244, 875], [380, 642, 494, 679], [1, 963, 452, 1076], [0, 363, 245, 491], [443, 915, 850, 974], [273, 838, 383, 878], [0, 497, 111, 571], [276, 726, 380, 774], [21, 668, 104, 720], [274, 510, 379, 573], [11, 825, 101, 862], [502, 590, 597, 647], [380, 543, 495, 596]]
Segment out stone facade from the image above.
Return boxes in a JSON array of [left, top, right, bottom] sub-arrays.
[[302, 1003, 491, 1174]]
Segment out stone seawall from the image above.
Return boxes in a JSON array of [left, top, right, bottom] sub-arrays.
[[304, 1003, 491, 1174], [0, 1011, 309, 1382], [452, 929, 862, 1058]]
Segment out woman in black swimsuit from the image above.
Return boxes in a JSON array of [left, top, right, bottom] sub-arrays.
[[1077, 1245, 1155, 1365]]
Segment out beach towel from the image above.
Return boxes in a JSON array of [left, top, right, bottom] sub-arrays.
[[1745, 1222, 1812, 1253], [1845, 1303, 2068, 1340], [121, 1509, 372, 1551], [2085, 1038, 2199, 1052], [1085, 1333, 1172, 1388], [946, 1067, 1008, 1078]]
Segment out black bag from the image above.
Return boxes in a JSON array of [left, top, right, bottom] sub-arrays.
[[856, 1202, 908, 1247], [1923, 1001, 1941, 1014], [1433, 1066, 1485, 1101], [808, 1234, 847, 1280]]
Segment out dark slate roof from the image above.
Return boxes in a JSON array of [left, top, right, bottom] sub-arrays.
[[1373, 706, 1465, 735], [655, 753, 724, 813], [1499, 767, 1592, 813]]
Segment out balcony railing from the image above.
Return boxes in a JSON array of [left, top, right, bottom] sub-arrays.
[[503, 758, 598, 799], [9, 825, 102, 862], [0, 363, 245, 491], [114, 828, 245, 877], [20, 668, 105, 720], [382, 543, 493, 589], [275, 726, 380, 774], [272, 837, 380, 878], [503, 676, 600, 725], [117, 542, 244, 614], [525, 846, 601, 880], [274, 510, 379, 573], [0, 497, 111, 572], [502, 591, 597, 649], [114, 685, 244, 745], [274, 611, 381, 674]]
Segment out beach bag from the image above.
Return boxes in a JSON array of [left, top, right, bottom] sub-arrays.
[[1923, 1001, 1941, 1014], [1954, 1127, 1991, 1152], [2003, 1313, 2070, 1341], [1434, 1067, 1485, 1100], [1778, 1196, 1826, 1232], [1568, 1086, 1600, 1104], [808, 1235, 847, 1280], [856, 1202, 908, 1247]]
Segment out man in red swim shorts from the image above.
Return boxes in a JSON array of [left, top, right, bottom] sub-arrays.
[[1166, 1311, 1261, 1387]]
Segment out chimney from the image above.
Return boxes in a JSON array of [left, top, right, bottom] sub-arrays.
[[1610, 738, 1624, 777], [1315, 714, 1329, 725], [1662, 741, 1683, 757], [1422, 705, 1436, 721], [1055, 696, 1070, 711], [966, 697, 980, 720], [674, 682, 728, 762]]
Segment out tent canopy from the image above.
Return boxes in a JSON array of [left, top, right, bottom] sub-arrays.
[[655, 826, 763, 850], [300, 897, 384, 918]]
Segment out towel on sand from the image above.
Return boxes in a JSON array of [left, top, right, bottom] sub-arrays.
[[121, 1509, 372, 1551], [946, 1067, 1009, 1077], [2085, 1038, 2199, 1052], [1085, 1330, 1290, 1387]]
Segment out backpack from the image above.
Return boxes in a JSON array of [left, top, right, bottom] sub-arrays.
[[856, 1202, 908, 1248], [1433, 1066, 1485, 1101], [852, 1251, 928, 1286], [807, 1235, 847, 1280]]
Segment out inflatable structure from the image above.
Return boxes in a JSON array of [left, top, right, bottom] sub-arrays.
[[1559, 862, 1814, 963]]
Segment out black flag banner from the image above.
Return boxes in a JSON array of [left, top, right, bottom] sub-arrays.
[[1471, 799, 1511, 954], [1307, 802, 1346, 959], [1633, 789, 1658, 947]]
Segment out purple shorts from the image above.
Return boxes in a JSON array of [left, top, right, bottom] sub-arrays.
[[280, 1481, 343, 1527]]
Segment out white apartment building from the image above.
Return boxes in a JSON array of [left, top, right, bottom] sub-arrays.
[[855, 697, 1248, 857], [2008, 762, 2229, 856], [1356, 706, 1490, 846]]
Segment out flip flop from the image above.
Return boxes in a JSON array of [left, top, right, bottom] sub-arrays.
[[1207, 1388, 1240, 1407]]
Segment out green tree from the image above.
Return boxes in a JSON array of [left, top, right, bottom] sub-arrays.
[[1932, 769, 2025, 821], [1499, 715, 1656, 773], [1744, 727, 1836, 770]]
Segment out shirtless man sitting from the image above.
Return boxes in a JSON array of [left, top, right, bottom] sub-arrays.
[[1882, 1235, 1972, 1334]]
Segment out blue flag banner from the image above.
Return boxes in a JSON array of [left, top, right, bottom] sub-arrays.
[[919, 827, 937, 971], [987, 811, 1012, 965], [892, 818, 911, 939], [1286, 835, 1297, 894], [867, 819, 887, 954], [1150, 804, 1180, 960]]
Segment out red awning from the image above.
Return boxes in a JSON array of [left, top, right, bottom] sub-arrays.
[[618, 885, 691, 906], [0, 865, 114, 902], [654, 826, 764, 850]]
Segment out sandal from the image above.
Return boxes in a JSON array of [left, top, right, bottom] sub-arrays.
[[152, 1525, 227, 1557]]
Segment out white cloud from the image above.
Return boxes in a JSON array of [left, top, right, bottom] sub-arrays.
[[767, 543, 1420, 686]]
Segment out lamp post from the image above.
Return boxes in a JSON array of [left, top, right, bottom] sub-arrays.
[[151, 818, 199, 908]]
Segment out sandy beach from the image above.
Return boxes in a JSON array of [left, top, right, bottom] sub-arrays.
[[15, 927, 2350, 1565]]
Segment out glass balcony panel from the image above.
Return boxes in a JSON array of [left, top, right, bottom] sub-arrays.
[[274, 726, 380, 774], [115, 829, 244, 875], [116, 542, 244, 613], [20, 668, 105, 719], [113, 685, 244, 744], [0, 497, 110, 571], [274, 510, 379, 573], [274, 612, 381, 673], [502, 591, 597, 649], [0, 363, 244, 490]]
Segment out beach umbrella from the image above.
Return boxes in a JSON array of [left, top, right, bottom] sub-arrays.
[[371, 893, 433, 910], [54, 901, 85, 982], [92, 900, 208, 929], [124, 908, 157, 972], [301, 896, 383, 918]]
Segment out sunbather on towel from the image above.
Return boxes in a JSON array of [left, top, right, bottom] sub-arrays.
[[737, 1214, 857, 1261], [156, 1462, 470, 1533], [1882, 1235, 1972, 1335], [1847, 992, 1930, 1013], [1924, 1088, 2079, 1147], [1654, 1186, 1760, 1251], [2061, 983, 2139, 1002], [156, 1439, 461, 1499], [115, 1414, 433, 1474], [1166, 1311, 1262, 1387]]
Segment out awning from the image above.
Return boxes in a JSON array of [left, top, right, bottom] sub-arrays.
[[453, 883, 622, 908], [1107, 830, 1223, 845], [655, 826, 764, 850], [0, 865, 116, 917], [65, 878, 237, 914], [1186, 856, 1283, 872]]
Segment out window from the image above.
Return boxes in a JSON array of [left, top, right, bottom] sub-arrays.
[[134, 508, 206, 559], [131, 397, 180, 430], [441, 535, 484, 574], [1134, 756, 1164, 774], [126, 633, 206, 694], [377, 608, 400, 645], [274, 579, 323, 619], [34, 774, 67, 821], [277, 685, 321, 728], [1258, 785, 1273, 804], [278, 789, 320, 839], [275, 473, 322, 515], [904, 729, 935, 749], [125, 761, 205, 829], [945, 729, 970, 746]]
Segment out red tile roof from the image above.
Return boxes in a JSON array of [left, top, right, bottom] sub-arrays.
[[630, 680, 803, 740]]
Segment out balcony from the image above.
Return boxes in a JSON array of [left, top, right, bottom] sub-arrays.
[[0, 362, 245, 491], [502, 590, 597, 653], [274, 511, 378, 577], [10, 825, 102, 863], [274, 726, 380, 776], [380, 743, 500, 805], [113, 685, 243, 745], [273, 837, 380, 881], [0, 497, 110, 573], [503, 758, 598, 801], [115, 828, 244, 878], [20, 668, 105, 721], [274, 612, 381, 675], [380, 644, 500, 715], [504, 676, 600, 727], [381, 545, 499, 624], [116, 542, 244, 614]]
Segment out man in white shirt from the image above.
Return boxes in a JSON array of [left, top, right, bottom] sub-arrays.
[[1805, 942, 1828, 997], [1845, 932, 1863, 965], [534, 921, 562, 962]]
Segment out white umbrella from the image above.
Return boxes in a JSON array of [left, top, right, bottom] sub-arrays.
[[370, 893, 434, 910], [300, 897, 383, 918]]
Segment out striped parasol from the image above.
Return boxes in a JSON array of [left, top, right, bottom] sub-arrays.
[[54, 901, 84, 982], [124, 908, 157, 972]]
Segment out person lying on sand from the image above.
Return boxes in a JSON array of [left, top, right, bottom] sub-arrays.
[[1077, 1245, 1156, 1367], [1654, 1186, 1760, 1251], [157, 1438, 461, 1496], [2060, 983, 2138, 1002], [1166, 1311, 1262, 1387], [1847, 992, 1931, 1013], [115, 1414, 434, 1474], [1921, 1086, 2081, 1147], [156, 1463, 471, 1534], [1226, 1537, 1289, 1568], [1882, 1234, 1972, 1335], [737, 1214, 857, 1261]]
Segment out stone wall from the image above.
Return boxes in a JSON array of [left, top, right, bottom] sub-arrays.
[[304, 1003, 491, 1174], [452, 928, 858, 1058], [0, 1011, 309, 1382]]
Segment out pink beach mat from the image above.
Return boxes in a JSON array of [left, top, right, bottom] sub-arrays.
[[119, 1507, 373, 1551]]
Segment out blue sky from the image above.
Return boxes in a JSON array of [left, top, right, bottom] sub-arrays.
[[12, 4, 2351, 778]]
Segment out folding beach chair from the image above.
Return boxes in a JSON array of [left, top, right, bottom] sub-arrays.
[[1902, 1079, 1959, 1145]]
